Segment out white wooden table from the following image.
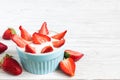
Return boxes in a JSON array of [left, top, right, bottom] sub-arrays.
[[0, 0, 120, 79]]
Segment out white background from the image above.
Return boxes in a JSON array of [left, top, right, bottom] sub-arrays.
[[0, 0, 120, 79]]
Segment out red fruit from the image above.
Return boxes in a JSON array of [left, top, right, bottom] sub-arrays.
[[25, 44, 36, 54], [0, 42, 8, 54], [64, 50, 84, 62], [59, 58, 76, 76], [52, 39, 65, 48], [32, 32, 51, 44], [51, 30, 67, 40], [39, 22, 49, 35], [41, 46, 53, 53], [1, 54, 22, 75], [19, 25, 31, 41], [11, 35, 27, 48], [2, 28, 16, 40]]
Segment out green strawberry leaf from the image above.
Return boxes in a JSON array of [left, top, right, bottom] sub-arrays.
[[8, 28, 16, 34], [64, 52, 70, 58]]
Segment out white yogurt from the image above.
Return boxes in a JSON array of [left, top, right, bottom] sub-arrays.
[[19, 31, 63, 54]]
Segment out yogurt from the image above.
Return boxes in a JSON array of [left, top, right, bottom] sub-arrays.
[[19, 31, 64, 55]]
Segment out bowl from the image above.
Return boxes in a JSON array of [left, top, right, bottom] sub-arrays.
[[16, 44, 65, 74]]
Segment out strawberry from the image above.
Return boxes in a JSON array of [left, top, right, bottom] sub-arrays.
[[51, 30, 67, 40], [64, 50, 84, 62], [11, 34, 27, 48], [0, 42, 8, 54], [39, 22, 49, 35], [19, 25, 31, 41], [52, 39, 65, 48], [32, 32, 51, 44], [0, 54, 22, 75], [59, 58, 76, 76], [25, 44, 36, 54], [2, 28, 16, 40], [41, 45, 53, 53]]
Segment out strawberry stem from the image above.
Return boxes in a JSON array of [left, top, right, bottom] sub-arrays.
[[4, 54, 12, 58]]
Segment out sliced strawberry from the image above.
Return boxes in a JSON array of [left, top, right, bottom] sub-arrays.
[[59, 58, 76, 76], [51, 30, 67, 40], [64, 50, 84, 62], [38, 22, 49, 35], [11, 34, 27, 48], [52, 39, 65, 48], [1, 54, 22, 75], [32, 32, 51, 44], [2, 28, 16, 40], [19, 25, 31, 41], [41, 45, 53, 53], [0, 42, 8, 54], [25, 44, 36, 54]]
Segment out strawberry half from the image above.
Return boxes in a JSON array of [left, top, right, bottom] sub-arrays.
[[41, 45, 53, 53], [51, 30, 67, 40], [2, 28, 16, 40], [1, 54, 22, 75], [25, 44, 36, 54], [32, 32, 51, 44], [59, 58, 76, 76], [64, 50, 84, 62], [11, 34, 27, 48], [0, 42, 8, 54], [19, 25, 31, 41], [52, 39, 65, 48], [38, 22, 49, 35]]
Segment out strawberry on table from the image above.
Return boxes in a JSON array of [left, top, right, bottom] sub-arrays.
[[25, 44, 36, 54], [11, 34, 27, 48], [0, 54, 22, 75], [64, 50, 84, 62], [38, 22, 49, 35], [19, 25, 31, 41], [32, 32, 51, 44], [41, 45, 53, 53], [2, 28, 16, 40], [59, 58, 76, 76], [0, 42, 8, 54], [51, 30, 67, 40], [52, 39, 65, 48]]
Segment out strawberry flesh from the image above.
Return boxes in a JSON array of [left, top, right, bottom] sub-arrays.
[[2, 28, 16, 40], [59, 58, 76, 76], [52, 39, 65, 48], [25, 44, 36, 54], [51, 30, 67, 40], [64, 50, 84, 62], [41, 45, 53, 53], [1, 54, 22, 75], [0, 42, 8, 54], [11, 34, 27, 48], [39, 22, 49, 35], [19, 25, 31, 41], [32, 32, 51, 44]]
